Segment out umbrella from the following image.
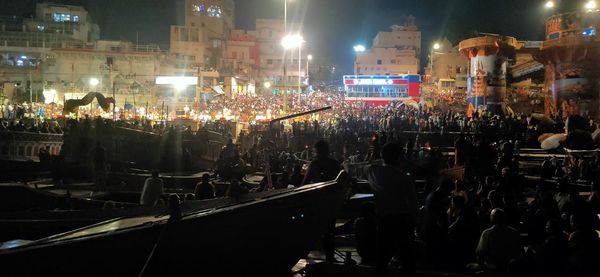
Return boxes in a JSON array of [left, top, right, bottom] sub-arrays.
[[540, 133, 566, 150], [538, 133, 554, 143], [531, 113, 556, 126], [402, 99, 419, 109]]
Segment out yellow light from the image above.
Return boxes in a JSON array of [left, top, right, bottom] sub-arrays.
[[433, 43, 441, 50], [264, 81, 272, 88], [545, 1, 554, 9]]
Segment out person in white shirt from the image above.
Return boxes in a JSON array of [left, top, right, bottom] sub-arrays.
[[140, 171, 164, 206]]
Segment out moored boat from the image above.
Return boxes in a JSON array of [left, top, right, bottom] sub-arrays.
[[0, 171, 350, 275]]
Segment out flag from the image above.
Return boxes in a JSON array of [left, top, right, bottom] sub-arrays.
[[466, 102, 475, 118], [506, 105, 516, 117]]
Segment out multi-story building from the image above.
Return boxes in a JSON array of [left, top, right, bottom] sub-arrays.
[[354, 16, 421, 75], [43, 40, 164, 106], [427, 39, 468, 93], [255, 18, 305, 94], [0, 3, 100, 104], [171, 0, 235, 70]]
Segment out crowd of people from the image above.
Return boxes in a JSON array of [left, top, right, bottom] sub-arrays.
[[3, 91, 600, 276]]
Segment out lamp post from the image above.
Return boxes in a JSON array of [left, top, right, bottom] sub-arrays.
[[306, 54, 313, 90], [430, 42, 441, 84], [282, 34, 304, 113], [586, 0, 597, 11], [353, 45, 366, 75]]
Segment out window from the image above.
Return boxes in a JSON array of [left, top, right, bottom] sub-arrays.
[[72, 15, 79, 22], [192, 4, 206, 13], [377, 59, 382, 65], [36, 25, 45, 32], [232, 52, 237, 59], [390, 59, 396, 64], [267, 59, 273, 65], [207, 5, 222, 18], [53, 13, 71, 22]]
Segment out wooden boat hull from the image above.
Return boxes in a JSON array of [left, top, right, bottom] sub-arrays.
[[0, 173, 349, 275]]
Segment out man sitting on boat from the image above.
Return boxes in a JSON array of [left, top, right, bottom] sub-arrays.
[[140, 171, 165, 206]]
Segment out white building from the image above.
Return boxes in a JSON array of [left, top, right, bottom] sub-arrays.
[[355, 16, 421, 75]]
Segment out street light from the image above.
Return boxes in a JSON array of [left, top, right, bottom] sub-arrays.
[[282, 34, 304, 113], [281, 34, 304, 49], [353, 45, 366, 53], [430, 42, 441, 83], [306, 54, 313, 89], [89, 78, 99, 87], [586, 0, 597, 11], [264, 81, 272, 89], [353, 45, 366, 75], [545, 0, 555, 9]]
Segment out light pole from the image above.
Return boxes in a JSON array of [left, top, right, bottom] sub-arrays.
[[353, 45, 366, 75], [282, 34, 304, 113], [306, 54, 313, 90], [282, 0, 288, 113], [430, 42, 441, 84], [586, 1, 597, 11]]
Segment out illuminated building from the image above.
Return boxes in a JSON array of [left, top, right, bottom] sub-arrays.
[[535, 10, 600, 119], [427, 39, 468, 94], [354, 16, 421, 75]]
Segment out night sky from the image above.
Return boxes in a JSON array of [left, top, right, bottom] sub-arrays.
[[0, 0, 567, 74]]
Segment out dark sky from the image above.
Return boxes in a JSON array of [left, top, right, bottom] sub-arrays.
[[1, 0, 559, 74]]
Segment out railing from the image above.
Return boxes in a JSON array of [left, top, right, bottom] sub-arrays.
[[0, 131, 63, 162], [541, 32, 600, 49]]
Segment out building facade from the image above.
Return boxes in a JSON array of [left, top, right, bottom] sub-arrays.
[[355, 16, 421, 75], [427, 39, 468, 93]]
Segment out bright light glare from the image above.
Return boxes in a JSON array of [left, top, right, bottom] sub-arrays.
[[155, 76, 198, 85], [89, 78, 99, 87], [307, 54, 313, 61], [173, 83, 188, 92], [281, 34, 304, 49], [42, 89, 57, 104], [353, 45, 366, 52], [433, 43, 441, 50], [264, 81, 272, 89], [545, 1, 555, 8], [586, 1, 597, 10]]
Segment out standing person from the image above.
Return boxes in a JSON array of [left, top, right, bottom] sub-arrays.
[[301, 140, 341, 185], [91, 141, 106, 187], [140, 170, 164, 206], [366, 142, 417, 277]]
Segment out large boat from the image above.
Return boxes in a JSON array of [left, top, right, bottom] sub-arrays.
[[0, 172, 350, 275], [0, 131, 63, 181]]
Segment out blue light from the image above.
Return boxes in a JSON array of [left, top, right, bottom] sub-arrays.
[[582, 27, 596, 37]]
